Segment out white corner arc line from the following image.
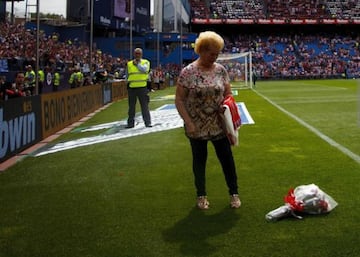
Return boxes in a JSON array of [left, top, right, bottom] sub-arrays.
[[254, 90, 360, 165]]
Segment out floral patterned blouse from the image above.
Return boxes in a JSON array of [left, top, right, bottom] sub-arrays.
[[177, 62, 230, 140]]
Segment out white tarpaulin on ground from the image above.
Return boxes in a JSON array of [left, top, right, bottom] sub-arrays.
[[34, 103, 254, 157]]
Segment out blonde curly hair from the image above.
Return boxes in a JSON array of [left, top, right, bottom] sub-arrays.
[[194, 31, 224, 55]]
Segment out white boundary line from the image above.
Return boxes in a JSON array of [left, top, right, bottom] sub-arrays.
[[254, 90, 360, 165]]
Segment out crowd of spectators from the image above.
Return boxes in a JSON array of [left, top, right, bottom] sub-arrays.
[[324, 0, 360, 19], [191, 0, 360, 20], [0, 22, 129, 89], [209, 0, 266, 20], [0, 19, 359, 99], [221, 32, 360, 79]]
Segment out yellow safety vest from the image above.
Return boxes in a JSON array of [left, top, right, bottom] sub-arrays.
[[54, 73, 60, 86], [25, 70, 36, 85], [38, 70, 45, 82], [127, 59, 150, 88]]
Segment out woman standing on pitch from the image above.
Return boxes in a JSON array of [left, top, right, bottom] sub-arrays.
[[175, 31, 241, 210]]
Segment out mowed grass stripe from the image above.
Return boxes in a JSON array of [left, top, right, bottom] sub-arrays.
[[256, 89, 360, 164], [261, 81, 348, 93], [267, 96, 357, 104], [252, 79, 360, 164]]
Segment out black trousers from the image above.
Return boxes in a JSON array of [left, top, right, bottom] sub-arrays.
[[127, 87, 151, 126], [189, 136, 238, 197]]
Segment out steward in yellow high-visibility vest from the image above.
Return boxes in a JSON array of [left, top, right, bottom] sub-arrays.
[[69, 67, 83, 88], [125, 48, 152, 128], [53, 72, 60, 92], [38, 69, 45, 94], [25, 65, 35, 95], [127, 58, 150, 88]]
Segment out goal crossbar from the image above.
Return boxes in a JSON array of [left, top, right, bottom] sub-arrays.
[[217, 52, 250, 61]]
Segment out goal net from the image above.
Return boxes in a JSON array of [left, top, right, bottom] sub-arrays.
[[217, 51, 253, 89]]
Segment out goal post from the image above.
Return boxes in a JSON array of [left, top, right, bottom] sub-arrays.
[[217, 51, 253, 89]]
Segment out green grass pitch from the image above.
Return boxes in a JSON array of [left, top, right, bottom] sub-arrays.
[[0, 79, 359, 257]]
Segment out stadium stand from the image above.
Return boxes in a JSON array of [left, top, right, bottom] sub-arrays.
[[190, 0, 210, 19], [222, 33, 359, 79], [0, 22, 129, 92], [265, 0, 329, 19], [195, 0, 360, 20], [0, 0, 359, 89], [326, 0, 360, 19], [190, 0, 360, 80], [209, 0, 266, 19], [1, 23, 358, 83]]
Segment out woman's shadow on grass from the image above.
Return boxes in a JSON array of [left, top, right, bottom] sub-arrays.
[[162, 207, 240, 256]]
